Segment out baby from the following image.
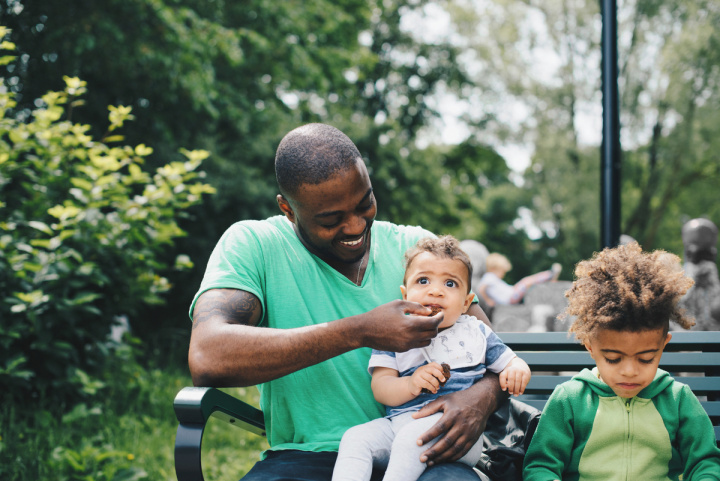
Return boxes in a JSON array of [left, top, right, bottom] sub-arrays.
[[332, 235, 531, 481]]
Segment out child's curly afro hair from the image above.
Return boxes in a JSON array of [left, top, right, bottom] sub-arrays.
[[563, 242, 695, 343]]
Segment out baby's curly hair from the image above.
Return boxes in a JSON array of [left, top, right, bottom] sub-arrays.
[[563, 242, 695, 343], [404, 235, 473, 294]]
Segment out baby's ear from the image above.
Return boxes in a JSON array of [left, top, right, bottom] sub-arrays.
[[399, 285, 408, 300], [463, 292, 475, 312]]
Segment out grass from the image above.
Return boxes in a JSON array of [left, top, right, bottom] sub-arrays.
[[0, 355, 268, 481]]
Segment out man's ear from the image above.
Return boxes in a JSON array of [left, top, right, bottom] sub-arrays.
[[277, 194, 295, 223]]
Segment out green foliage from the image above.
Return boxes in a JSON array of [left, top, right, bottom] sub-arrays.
[[446, 0, 720, 276], [1, 0, 486, 293], [49, 442, 148, 481], [0, 41, 215, 403], [0, 355, 266, 481]]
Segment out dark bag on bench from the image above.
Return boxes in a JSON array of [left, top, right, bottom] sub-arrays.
[[476, 398, 541, 481]]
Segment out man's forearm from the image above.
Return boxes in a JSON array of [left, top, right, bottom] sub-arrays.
[[188, 290, 445, 388], [470, 371, 509, 417], [189, 315, 364, 387]]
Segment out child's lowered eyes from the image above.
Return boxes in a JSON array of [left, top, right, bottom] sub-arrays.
[[604, 357, 655, 364]]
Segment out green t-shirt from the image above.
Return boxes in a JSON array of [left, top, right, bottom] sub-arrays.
[[191, 215, 434, 453]]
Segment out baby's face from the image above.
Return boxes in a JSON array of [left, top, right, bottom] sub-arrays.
[[585, 328, 671, 398], [401, 252, 475, 328]]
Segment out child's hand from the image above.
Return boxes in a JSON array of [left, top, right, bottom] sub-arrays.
[[499, 357, 531, 396], [408, 362, 446, 396]]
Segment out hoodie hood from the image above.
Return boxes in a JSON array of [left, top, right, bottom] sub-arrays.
[[574, 368, 674, 399]]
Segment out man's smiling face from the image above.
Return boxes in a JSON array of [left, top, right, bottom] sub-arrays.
[[278, 158, 376, 267]]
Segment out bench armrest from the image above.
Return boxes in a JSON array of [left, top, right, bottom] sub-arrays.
[[173, 387, 265, 481]]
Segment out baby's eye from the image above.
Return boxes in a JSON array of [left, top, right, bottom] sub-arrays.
[[605, 357, 621, 364], [444, 280, 457, 288], [639, 358, 655, 364], [418, 277, 430, 285]]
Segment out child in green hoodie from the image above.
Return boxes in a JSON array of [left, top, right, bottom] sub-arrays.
[[523, 242, 720, 481]]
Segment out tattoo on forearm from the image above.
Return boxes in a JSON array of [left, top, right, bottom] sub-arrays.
[[192, 289, 261, 329]]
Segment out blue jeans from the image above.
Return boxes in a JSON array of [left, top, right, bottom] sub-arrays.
[[240, 450, 486, 481]]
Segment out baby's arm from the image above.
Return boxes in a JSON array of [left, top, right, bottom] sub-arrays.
[[498, 356, 531, 396], [371, 364, 448, 406]]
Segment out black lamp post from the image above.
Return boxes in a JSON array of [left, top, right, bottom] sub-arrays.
[[600, 0, 621, 249]]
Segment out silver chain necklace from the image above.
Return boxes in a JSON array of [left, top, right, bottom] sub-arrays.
[[355, 250, 366, 285]]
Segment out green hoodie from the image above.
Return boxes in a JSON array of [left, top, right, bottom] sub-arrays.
[[524, 368, 720, 480]]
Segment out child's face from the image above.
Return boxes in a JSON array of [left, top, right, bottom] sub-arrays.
[[401, 252, 475, 329], [585, 328, 671, 399]]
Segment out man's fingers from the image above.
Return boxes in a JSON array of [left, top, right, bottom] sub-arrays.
[[414, 407, 471, 464], [403, 302, 444, 326], [416, 411, 447, 445], [412, 398, 442, 421], [421, 426, 470, 464]]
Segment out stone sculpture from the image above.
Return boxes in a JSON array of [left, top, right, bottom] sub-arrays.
[[678, 218, 720, 331]]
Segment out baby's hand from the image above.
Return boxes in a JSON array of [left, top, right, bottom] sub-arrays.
[[408, 362, 446, 396], [499, 357, 531, 396]]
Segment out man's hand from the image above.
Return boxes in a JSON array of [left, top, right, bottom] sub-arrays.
[[411, 373, 506, 465], [360, 300, 444, 353], [499, 357, 532, 396]]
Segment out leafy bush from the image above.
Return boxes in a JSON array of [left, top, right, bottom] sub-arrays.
[[0, 28, 215, 404]]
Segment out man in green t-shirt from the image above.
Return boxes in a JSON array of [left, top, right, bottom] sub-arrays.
[[188, 123, 506, 480]]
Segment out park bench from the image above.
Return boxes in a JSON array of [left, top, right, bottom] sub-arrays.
[[173, 330, 720, 481]]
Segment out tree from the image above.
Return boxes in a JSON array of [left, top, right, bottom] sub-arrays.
[[0, 31, 215, 401], [2, 1, 508, 334], [444, 0, 720, 271], [619, 0, 720, 252]]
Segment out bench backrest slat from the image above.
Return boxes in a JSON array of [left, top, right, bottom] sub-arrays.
[[498, 331, 720, 445]]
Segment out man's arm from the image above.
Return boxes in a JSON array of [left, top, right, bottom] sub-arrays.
[[412, 372, 509, 465], [188, 288, 445, 387]]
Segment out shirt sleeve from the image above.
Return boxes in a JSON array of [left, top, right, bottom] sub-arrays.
[[523, 384, 575, 481], [676, 384, 720, 480], [481, 323, 516, 373], [188, 221, 267, 321], [368, 350, 399, 375]]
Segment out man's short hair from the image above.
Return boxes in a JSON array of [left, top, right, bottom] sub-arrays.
[[275, 123, 363, 197]]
